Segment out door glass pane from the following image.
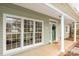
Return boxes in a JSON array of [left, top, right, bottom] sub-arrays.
[[6, 16, 21, 50], [52, 24, 56, 41], [24, 20, 33, 46]]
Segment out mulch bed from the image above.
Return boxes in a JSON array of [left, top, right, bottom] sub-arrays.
[[64, 51, 79, 56]]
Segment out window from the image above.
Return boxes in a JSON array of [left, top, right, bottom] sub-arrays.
[[24, 20, 33, 46], [65, 26, 69, 33], [5, 14, 43, 52], [6, 16, 21, 50], [35, 22, 42, 43], [66, 26, 68, 32]]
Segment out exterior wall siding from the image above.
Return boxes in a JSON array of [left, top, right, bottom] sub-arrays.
[[0, 13, 3, 55]]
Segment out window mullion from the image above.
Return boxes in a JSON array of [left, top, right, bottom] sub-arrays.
[[21, 18, 24, 48], [42, 21, 44, 43], [33, 21, 35, 45]]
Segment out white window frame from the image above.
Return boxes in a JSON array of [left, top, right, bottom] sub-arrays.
[[3, 14, 44, 55]]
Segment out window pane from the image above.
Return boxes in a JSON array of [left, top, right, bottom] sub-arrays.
[[17, 39, 20, 47], [35, 33, 42, 43], [12, 38, 16, 49], [35, 22, 42, 32], [6, 34, 12, 50]]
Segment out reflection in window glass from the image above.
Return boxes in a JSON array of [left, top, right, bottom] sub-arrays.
[[6, 16, 43, 50], [6, 17, 21, 50], [24, 20, 33, 46], [35, 22, 42, 43]]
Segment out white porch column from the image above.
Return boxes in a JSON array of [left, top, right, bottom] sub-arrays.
[[60, 15, 65, 52], [74, 22, 77, 42]]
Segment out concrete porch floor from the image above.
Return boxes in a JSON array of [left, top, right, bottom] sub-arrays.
[[16, 40, 75, 56]]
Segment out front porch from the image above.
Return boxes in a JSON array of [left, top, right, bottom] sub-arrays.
[[1, 4, 77, 56], [16, 40, 75, 56]]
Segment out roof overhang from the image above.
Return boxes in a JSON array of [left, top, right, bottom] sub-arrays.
[[14, 3, 76, 24]]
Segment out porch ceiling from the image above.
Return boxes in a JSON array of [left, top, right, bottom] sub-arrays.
[[14, 3, 74, 24], [64, 16, 74, 25], [14, 3, 61, 20], [51, 3, 79, 21]]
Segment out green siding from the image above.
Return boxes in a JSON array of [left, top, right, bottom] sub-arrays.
[[0, 13, 3, 55], [0, 3, 53, 55], [0, 3, 52, 20]]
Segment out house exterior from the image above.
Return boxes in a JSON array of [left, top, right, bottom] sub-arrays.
[[0, 3, 78, 56]]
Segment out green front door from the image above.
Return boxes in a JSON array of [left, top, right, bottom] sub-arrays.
[[52, 24, 56, 41]]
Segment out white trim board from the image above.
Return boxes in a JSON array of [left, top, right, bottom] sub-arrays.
[[49, 19, 59, 23]]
